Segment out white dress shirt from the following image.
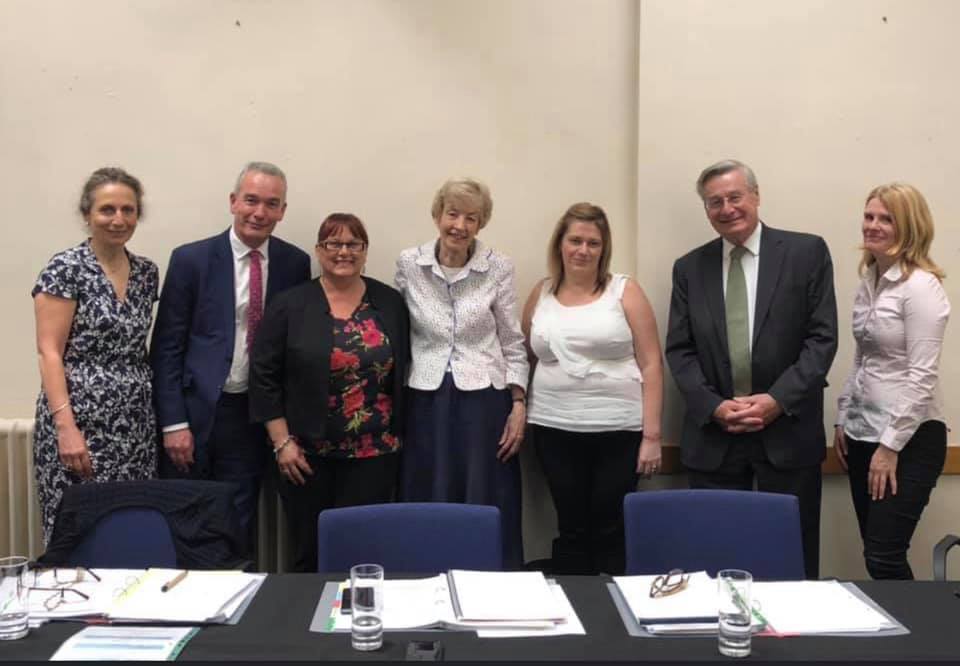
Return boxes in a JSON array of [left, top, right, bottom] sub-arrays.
[[721, 222, 762, 353], [224, 228, 270, 393], [836, 264, 950, 452], [395, 239, 529, 392]]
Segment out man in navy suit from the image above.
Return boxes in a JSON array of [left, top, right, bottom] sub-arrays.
[[665, 159, 837, 579], [150, 162, 311, 553]]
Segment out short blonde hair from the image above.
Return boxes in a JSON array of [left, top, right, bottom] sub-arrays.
[[547, 202, 613, 294], [430, 178, 493, 228], [860, 183, 945, 280]]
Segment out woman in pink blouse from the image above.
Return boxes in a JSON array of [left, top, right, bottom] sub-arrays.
[[834, 183, 950, 580]]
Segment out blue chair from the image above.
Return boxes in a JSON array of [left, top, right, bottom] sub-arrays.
[[66, 507, 177, 569], [623, 489, 805, 580], [316, 502, 502, 573]]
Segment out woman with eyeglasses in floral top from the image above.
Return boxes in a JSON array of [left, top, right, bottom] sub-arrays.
[[250, 213, 410, 572]]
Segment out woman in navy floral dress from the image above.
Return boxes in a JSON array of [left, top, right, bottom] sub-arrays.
[[250, 213, 410, 572], [32, 168, 159, 543]]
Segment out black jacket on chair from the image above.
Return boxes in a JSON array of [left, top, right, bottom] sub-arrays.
[[38, 479, 250, 569]]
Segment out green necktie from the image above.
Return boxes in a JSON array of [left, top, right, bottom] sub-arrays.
[[725, 245, 751, 397]]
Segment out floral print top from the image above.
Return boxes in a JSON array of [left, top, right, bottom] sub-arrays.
[[309, 301, 400, 459]]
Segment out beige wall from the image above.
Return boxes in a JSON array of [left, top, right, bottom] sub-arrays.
[[0, 0, 637, 563], [637, 0, 960, 579], [2, 0, 957, 578], [0, 0, 638, 415]]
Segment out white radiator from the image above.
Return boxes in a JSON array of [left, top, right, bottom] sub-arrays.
[[256, 468, 291, 573], [0, 417, 289, 571], [0, 418, 43, 559]]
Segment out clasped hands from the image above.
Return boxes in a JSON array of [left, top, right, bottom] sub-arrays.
[[712, 393, 782, 433]]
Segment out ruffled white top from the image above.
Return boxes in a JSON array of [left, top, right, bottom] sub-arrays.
[[527, 274, 643, 432]]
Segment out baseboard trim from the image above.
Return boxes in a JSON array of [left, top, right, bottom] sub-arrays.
[[660, 444, 960, 475]]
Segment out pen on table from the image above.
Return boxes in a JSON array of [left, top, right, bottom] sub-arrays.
[[161, 570, 188, 593]]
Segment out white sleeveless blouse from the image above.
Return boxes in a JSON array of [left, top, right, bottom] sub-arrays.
[[527, 274, 643, 432]]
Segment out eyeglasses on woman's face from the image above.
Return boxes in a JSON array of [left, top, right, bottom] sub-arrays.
[[317, 240, 367, 253]]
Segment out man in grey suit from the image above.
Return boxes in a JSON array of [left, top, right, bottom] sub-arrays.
[[665, 159, 838, 579]]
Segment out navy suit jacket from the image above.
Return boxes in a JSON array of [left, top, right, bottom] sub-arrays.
[[664, 224, 838, 471], [150, 229, 311, 448]]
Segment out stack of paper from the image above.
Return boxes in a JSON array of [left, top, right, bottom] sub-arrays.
[[612, 572, 899, 636], [752, 581, 897, 634], [28, 568, 265, 625], [613, 571, 718, 625], [448, 570, 567, 627], [28, 568, 139, 624], [329, 570, 583, 636], [111, 569, 263, 623]]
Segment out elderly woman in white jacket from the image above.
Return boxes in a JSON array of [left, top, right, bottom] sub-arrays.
[[395, 177, 529, 569]]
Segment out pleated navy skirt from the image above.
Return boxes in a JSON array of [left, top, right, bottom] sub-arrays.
[[400, 373, 523, 569]]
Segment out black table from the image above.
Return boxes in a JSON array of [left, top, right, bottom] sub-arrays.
[[3, 575, 959, 663]]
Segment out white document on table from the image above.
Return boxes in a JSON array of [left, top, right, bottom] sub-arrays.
[[110, 569, 264, 624], [447, 570, 565, 623], [107, 569, 261, 624], [330, 572, 567, 632], [50, 625, 198, 661], [28, 568, 145, 623], [752, 581, 897, 634], [380, 576, 453, 630], [28, 568, 264, 625], [612, 571, 717, 623], [331, 575, 462, 631], [474, 581, 585, 637]]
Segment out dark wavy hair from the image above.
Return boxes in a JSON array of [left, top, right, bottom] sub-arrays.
[[78, 167, 144, 218]]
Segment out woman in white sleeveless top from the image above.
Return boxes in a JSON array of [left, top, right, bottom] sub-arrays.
[[521, 203, 663, 575]]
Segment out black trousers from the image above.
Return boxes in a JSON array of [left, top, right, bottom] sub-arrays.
[[278, 452, 399, 573], [533, 425, 640, 576], [159, 392, 266, 558], [687, 434, 822, 580], [846, 420, 947, 580]]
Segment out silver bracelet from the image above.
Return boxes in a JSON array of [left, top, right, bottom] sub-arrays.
[[273, 435, 295, 459]]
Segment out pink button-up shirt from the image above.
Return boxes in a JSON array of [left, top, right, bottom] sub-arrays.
[[836, 264, 950, 451]]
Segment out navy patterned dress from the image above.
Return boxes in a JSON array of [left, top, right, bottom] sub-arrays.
[[32, 240, 159, 542]]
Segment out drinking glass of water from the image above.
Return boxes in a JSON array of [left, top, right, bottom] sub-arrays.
[[717, 569, 752, 658], [0, 556, 30, 641], [350, 563, 384, 651]]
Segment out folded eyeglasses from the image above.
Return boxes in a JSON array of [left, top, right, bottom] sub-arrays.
[[649, 568, 690, 598]]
